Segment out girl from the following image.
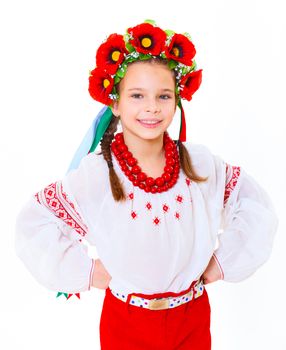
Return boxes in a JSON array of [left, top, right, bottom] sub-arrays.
[[15, 20, 279, 349]]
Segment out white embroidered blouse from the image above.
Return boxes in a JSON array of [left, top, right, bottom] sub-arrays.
[[14, 141, 279, 295]]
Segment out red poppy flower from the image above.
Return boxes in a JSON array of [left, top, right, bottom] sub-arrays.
[[96, 33, 129, 75], [88, 67, 114, 105], [127, 23, 167, 56], [179, 69, 202, 101], [165, 33, 196, 66]]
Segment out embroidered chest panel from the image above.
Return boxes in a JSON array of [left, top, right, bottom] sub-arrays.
[[126, 177, 193, 227]]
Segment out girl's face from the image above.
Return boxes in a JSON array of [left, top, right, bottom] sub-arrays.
[[111, 61, 177, 144]]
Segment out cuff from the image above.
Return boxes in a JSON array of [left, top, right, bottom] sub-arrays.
[[88, 259, 96, 291], [212, 253, 224, 280]]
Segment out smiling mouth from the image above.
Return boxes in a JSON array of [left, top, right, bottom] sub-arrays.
[[137, 119, 162, 124], [137, 119, 162, 128]]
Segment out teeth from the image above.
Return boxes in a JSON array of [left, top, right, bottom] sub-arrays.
[[139, 120, 161, 124]]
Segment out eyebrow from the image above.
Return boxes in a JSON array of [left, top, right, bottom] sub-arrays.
[[127, 88, 174, 93]]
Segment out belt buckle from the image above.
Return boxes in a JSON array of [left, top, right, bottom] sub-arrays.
[[148, 298, 170, 310]]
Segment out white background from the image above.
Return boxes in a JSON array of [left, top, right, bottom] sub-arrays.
[[1, 0, 285, 349]]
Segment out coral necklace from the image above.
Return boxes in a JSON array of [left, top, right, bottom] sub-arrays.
[[111, 131, 180, 193]]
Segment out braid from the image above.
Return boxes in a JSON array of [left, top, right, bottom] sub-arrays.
[[98, 114, 127, 202]]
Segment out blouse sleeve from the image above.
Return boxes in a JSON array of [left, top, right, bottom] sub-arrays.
[[14, 154, 96, 294], [212, 160, 279, 282]]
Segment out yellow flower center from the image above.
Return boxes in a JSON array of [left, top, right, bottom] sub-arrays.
[[172, 46, 180, 57], [111, 50, 121, 62], [141, 37, 152, 48], [103, 79, 110, 88]]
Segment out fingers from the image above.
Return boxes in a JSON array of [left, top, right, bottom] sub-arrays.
[[200, 275, 207, 284]]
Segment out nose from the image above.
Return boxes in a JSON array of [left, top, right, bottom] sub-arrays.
[[145, 97, 161, 114]]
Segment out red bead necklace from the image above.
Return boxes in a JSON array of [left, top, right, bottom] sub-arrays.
[[111, 132, 180, 194]]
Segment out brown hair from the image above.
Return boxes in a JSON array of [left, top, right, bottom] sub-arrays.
[[97, 58, 209, 202]]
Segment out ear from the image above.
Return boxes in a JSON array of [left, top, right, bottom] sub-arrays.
[[110, 100, 120, 117]]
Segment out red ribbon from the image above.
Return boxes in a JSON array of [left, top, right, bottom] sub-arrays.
[[178, 100, 186, 142], [67, 293, 81, 300]]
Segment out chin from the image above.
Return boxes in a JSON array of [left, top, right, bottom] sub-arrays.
[[121, 127, 166, 142], [136, 129, 164, 136]]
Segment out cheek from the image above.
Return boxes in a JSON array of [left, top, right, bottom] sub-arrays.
[[163, 101, 176, 114], [118, 102, 140, 119]]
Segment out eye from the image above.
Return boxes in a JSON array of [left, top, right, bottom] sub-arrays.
[[160, 95, 171, 100], [131, 94, 143, 99]]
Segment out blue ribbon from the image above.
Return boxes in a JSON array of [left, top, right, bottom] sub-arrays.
[[65, 105, 112, 174]]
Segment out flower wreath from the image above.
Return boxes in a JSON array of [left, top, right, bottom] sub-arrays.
[[88, 19, 202, 107]]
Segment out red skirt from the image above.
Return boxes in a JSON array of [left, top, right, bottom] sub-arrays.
[[99, 281, 211, 350]]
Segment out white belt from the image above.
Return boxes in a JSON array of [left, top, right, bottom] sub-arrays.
[[109, 279, 205, 311]]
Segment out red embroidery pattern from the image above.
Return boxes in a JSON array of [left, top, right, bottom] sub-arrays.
[[162, 204, 169, 213], [224, 163, 241, 207], [146, 202, 152, 211], [153, 217, 161, 226], [35, 192, 40, 202], [176, 194, 184, 204], [174, 212, 180, 220], [127, 180, 194, 225], [34, 181, 88, 237]]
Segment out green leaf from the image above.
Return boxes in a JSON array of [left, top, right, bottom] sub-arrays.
[[175, 85, 180, 95], [143, 19, 157, 26], [125, 56, 137, 64], [183, 32, 192, 40], [139, 53, 151, 61], [123, 33, 131, 42], [181, 66, 189, 75], [122, 61, 128, 68], [116, 67, 126, 78], [114, 75, 121, 85], [125, 42, 135, 52], [192, 60, 197, 70], [168, 59, 178, 70], [165, 29, 175, 37]]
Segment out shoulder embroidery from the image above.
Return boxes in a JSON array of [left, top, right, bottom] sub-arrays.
[[34, 181, 88, 237], [224, 163, 241, 207]]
